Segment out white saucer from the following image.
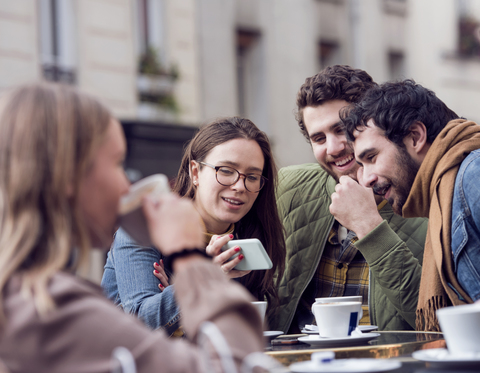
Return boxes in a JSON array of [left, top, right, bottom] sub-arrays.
[[298, 333, 380, 347], [412, 348, 480, 368], [263, 330, 284, 341], [301, 325, 378, 334], [289, 358, 401, 373]]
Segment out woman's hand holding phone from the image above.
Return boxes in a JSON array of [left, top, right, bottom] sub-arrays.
[[206, 235, 252, 279]]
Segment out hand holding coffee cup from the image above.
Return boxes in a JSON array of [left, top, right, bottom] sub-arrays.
[[312, 301, 362, 338], [142, 195, 204, 256], [118, 174, 171, 246]]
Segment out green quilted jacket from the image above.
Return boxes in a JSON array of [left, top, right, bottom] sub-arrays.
[[269, 164, 428, 332]]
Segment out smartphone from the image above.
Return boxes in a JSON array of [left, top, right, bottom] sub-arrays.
[[118, 174, 170, 246], [221, 238, 273, 271]]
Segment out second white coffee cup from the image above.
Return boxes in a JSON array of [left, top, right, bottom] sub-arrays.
[[437, 303, 480, 354], [312, 301, 362, 338]]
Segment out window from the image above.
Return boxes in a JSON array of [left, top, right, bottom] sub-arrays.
[[136, 0, 167, 70], [236, 29, 260, 117], [388, 51, 405, 80], [457, 0, 480, 58], [458, 17, 480, 58], [136, 0, 180, 120], [318, 40, 340, 70], [235, 28, 268, 132], [382, 0, 407, 16], [39, 0, 76, 84]]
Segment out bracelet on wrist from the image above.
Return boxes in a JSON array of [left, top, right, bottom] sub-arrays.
[[163, 248, 211, 272]]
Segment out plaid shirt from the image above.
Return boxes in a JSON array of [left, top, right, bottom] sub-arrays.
[[290, 201, 389, 332], [314, 222, 370, 324]]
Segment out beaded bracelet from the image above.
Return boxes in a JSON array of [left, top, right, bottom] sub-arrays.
[[163, 248, 211, 272]]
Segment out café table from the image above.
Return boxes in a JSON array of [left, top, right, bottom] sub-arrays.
[[263, 330, 475, 372]]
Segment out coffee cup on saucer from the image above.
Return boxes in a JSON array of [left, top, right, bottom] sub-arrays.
[[118, 174, 170, 246], [312, 301, 362, 338], [315, 296, 362, 304], [436, 303, 480, 354], [313, 296, 363, 325]]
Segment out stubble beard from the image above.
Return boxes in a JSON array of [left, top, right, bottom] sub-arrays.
[[389, 146, 419, 215]]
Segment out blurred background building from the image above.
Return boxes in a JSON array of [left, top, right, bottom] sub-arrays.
[[2, 0, 480, 280]]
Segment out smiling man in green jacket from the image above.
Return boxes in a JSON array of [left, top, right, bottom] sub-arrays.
[[269, 65, 427, 333]]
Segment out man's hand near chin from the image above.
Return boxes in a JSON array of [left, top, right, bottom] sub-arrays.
[[329, 175, 384, 240]]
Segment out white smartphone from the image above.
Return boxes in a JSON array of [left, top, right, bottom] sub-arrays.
[[221, 238, 273, 271], [118, 174, 170, 246]]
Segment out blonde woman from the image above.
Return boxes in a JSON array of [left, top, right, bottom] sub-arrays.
[[0, 83, 263, 372]]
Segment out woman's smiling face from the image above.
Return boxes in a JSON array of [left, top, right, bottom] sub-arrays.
[[190, 138, 265, 234]]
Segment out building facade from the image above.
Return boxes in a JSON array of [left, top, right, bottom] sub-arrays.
[[2, 0, 480, 281]]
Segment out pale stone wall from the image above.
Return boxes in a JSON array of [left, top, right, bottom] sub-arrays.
[[0, 0, 40, 91], [196, 0, 237, 121], [76, 0, 137, 118], [3, 0, 480, 282], [262, 0, 318, 166], [166, 0, 202, 124], [406, 0, 480, 123]]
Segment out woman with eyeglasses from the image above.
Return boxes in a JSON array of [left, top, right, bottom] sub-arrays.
[[102, 117, 286, 334]]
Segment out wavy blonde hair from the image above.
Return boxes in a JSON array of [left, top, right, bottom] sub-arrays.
[[0, 83, 111, 322]]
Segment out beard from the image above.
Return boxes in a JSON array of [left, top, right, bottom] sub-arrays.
[[373, 146, 419, 215]]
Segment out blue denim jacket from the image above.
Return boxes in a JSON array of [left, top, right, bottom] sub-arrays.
[[101, 228, 181, 335], [451, 149, 480, 301]]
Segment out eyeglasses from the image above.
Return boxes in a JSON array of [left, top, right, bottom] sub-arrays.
[[197, 161, 267, 193]]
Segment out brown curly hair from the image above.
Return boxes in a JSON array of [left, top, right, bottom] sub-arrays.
[[295, 65, 377, 141]]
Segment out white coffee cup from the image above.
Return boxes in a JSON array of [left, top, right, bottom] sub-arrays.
[[312, 301, 362, 338], [251, 301, 267, 326], [315, 296, 362, 304], [118, 174, 170, 246], [437, 303, 480, 354], [313, 296, 363, 321]]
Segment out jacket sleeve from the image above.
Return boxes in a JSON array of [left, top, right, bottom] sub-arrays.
[[135, 260, 264, 372], [355, 218, 427, 329], [14, 264, 264, 373], [110, 228, 181, 334], [132, 260, 264, 372]]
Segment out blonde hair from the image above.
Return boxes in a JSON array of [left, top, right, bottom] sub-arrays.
[[0, 83, 111, 321]]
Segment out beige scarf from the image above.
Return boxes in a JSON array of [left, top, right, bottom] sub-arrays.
[[403, 119, 480, 331]]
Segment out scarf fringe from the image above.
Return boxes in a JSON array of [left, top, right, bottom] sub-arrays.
[[416, 296, 447, 332]]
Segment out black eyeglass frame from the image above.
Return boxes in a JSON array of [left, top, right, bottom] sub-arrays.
[[197, 161, 267, 193]]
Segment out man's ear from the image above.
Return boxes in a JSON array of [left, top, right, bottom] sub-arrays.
[[404, 121, 429, 160]]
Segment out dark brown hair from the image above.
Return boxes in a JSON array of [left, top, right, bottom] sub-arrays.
[[295, 65, 377, 141], [342, 79, 459, 147], [174, 117, 286, 306]]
